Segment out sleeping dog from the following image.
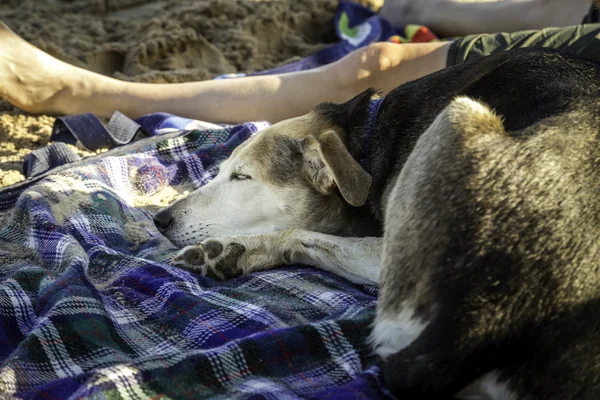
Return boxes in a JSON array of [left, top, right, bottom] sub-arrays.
[[153, 48, 600, 399]]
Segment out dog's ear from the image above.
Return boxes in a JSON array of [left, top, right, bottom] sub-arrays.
[[299, 130, 372, 207]]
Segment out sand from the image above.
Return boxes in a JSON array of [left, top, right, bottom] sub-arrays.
[[0, 0, 381, 188]]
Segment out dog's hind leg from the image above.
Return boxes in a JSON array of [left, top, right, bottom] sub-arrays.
[[372, 97, 518, 397]]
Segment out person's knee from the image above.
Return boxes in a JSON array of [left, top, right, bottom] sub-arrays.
[[332, 42, 405, 91], [361, 42, 402, 74]]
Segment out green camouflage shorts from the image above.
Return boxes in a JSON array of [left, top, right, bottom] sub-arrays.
[[447, 24, 600, 67]]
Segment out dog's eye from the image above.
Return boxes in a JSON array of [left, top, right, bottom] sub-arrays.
[[230, 173, 252, 181]]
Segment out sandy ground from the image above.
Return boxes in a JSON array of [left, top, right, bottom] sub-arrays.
[[0, 0, 380, 188]]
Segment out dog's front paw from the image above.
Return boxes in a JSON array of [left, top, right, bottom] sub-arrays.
[[172, 239, 247, 280]]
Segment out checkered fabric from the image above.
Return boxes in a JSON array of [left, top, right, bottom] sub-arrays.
[[0, 122, 388, 399]]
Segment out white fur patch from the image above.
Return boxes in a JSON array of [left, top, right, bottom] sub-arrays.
[[455, 371, 518, 400], [369, 307, 428, 358], [446, 96, 504, 138], [450, 96, 492, 118]]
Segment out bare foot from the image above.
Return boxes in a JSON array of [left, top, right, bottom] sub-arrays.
[[0, 21, 86, 115]]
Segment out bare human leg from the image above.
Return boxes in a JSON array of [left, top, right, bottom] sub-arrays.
[[0, 21, 450, 124], [379, 0, 592, 38]]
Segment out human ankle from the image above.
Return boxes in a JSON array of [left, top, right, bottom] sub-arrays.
[[51, 72, 124, 117]]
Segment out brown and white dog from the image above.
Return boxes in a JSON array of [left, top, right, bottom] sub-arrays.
[[154, 48, 600, 399]]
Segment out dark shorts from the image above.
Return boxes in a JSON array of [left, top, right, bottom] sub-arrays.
[[447, 24, 600, 67]]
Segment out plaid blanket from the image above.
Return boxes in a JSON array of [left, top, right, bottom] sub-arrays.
[[0, 119, 388, 399], [0, 2, 446, 397]]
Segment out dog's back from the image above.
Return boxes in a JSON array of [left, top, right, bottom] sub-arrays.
[[341, 49, 600, 227], [372, 50, 600, 399]]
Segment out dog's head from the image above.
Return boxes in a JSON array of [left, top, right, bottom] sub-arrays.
[[153, 107, 372, 247]]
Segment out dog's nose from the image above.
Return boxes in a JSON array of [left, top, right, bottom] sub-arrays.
[[153, 210, 173, 234]]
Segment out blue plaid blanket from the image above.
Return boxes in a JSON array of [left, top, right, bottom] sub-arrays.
[[0, 114, 389, 399], [0, 3, 398, 398]]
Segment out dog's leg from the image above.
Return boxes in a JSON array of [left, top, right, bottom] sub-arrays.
[[283, 230, 381, 285], [373, 97, 518, 397], [171, 229, 381, 285]]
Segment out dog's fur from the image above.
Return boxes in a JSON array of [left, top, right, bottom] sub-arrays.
[[154, 49, 600, 399]]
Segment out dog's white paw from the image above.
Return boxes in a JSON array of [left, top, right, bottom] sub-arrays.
[[171, 238, 247, 280]]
